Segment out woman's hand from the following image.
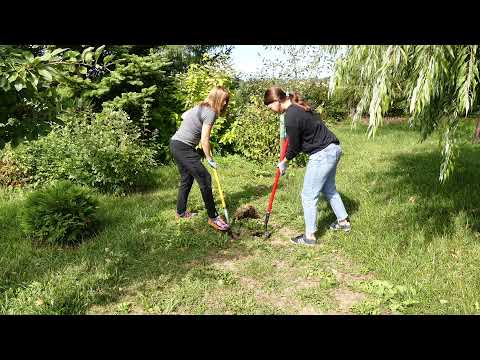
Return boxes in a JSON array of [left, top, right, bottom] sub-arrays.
[[277, 159, 288, 176], [207, 158, 218, 169]]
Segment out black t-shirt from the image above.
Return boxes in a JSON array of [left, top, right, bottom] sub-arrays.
[[284, 104, 340, 161]]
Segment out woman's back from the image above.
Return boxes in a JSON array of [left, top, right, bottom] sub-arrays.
[[171, 105, 216, 148], [284, 104, 339, 160]]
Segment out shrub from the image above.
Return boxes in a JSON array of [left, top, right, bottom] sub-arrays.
[[175, 55, 238, 154], [55, 48, 184, 164], [19, 180, 99, 246], [227, 95, 279, 163], [224, 95, 308, 166], [229, 78, 347, 159], [0, 144, 30, 188], [9, 108, 156, 193]]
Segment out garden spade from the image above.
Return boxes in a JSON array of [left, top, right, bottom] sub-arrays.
[[211, 167, 230, 224], [263, 137, 289, 238]]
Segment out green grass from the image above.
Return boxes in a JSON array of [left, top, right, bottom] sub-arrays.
[[1, 119, 479, 314]]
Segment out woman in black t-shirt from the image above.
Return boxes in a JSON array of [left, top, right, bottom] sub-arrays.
[[264, 86, 351, 245]]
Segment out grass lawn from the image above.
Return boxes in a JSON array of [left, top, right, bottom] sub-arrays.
[[1, 120, 479, 314]]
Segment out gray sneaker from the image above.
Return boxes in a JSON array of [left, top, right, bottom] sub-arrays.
[[290, 234, 316, 246], [330, 221, 351, 232]]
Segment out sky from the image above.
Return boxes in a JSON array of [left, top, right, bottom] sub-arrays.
[[229, 45, 335, 79], [229, 45, 265, 76]]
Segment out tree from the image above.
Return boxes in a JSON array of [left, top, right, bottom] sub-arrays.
[[0, 45, 111, 148], [156, 45, 233, 73], [329, 45, 480, 182], [258, 45, 338, 80], [175, 52, 238, 154]]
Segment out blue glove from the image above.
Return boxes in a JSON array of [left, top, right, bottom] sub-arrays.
[[277, 159, 288, 176], [207, 158, 218, 169]]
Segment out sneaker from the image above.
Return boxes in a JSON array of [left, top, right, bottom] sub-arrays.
[[330, 221, 351, 232], [175, 211, 198, 220], [208, 216, 230, 231], [290, 234, 316, 246]]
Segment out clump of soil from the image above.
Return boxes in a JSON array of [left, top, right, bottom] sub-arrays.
[[234, 204, 260, 220]]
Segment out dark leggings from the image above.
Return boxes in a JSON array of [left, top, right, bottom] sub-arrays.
[[170, 139, 218, 219]]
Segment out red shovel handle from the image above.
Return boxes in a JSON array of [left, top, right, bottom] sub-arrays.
[[266, 138, 289, 213]]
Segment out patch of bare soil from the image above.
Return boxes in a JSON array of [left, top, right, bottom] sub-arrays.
[[204, 246, 254, 272], [236, 274, 321, 315], [211, 225, 373, 314], [90, 223, 375, 315], [266, 223, 299, 247], [327, 288, 367, 314]]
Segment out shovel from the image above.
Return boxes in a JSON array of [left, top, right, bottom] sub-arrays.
[[211, 163, 230, 224], [263, 137, 289, 238]]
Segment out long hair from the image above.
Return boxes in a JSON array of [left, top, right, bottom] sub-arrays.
[[264, 86, 311, 112], [200, 86, 230, 115]]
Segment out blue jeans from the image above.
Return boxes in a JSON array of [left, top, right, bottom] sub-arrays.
[[301, 143, 348, 236]]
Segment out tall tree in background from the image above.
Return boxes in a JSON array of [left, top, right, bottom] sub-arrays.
[[258, 45, 341, 80]]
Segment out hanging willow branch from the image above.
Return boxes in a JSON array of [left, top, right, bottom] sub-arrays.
[[329, 45, 480, 182]]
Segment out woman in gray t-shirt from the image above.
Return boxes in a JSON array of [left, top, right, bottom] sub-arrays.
[[170, 86, 230, 231]]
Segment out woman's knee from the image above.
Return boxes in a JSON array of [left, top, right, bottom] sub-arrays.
[[322, 189, 339, 201], [301, 190, 317, 206], [197, 170, 212, 189], [180, 176, 194, 189]]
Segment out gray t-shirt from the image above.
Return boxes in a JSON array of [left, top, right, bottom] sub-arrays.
[[171, 105, 217, 147]]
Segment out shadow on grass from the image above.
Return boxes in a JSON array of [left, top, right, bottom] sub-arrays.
[[225, 184, 272, 214], [315, 192, 361, 239], [133, 164, 180, 194], [1, 162, 362, 314], [365, 145, 480, 242], [76, 192, 258, 312], [90, 182, 288, 311], [0, 179, 263, 314]]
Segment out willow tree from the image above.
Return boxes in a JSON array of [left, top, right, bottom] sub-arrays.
[[329, 45, 480, 182]]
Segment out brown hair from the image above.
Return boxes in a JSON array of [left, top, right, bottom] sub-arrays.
[[200, 86, 230, 115], [263, 86, 311, 112]]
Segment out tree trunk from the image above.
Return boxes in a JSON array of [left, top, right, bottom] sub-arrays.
[[474, 118, 480, 143]]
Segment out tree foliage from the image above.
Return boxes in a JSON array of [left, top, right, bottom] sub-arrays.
[[6, 107, 156, 193], [258, 46, 338, 80], [330, 45, 480, 182], [175, 53, 238, 153], [0, 45, 112, 148]]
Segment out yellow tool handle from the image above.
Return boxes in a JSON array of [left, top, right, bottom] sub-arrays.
[[212, 168, 227, 209]]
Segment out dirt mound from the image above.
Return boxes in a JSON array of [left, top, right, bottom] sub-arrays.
[[234, 204, 260, 220]]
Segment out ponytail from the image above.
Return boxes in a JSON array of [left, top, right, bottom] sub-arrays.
[[289, 91, 311, 112], [264, 86, 311, 112]]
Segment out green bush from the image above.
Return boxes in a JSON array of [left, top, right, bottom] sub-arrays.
[[0, 144, 30, 188], [10, 108, 156, 193], [232, 76, 350, 126], [175, 54, 238, 154], [321, 95, 350, 123], [227, 95, 279, 163], [225, 95, 308, 166], [55, 48, 184, 164], [20, 180, 99, 246]]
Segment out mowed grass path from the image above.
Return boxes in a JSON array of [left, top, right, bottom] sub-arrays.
[[1, 120, 479, 314]]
